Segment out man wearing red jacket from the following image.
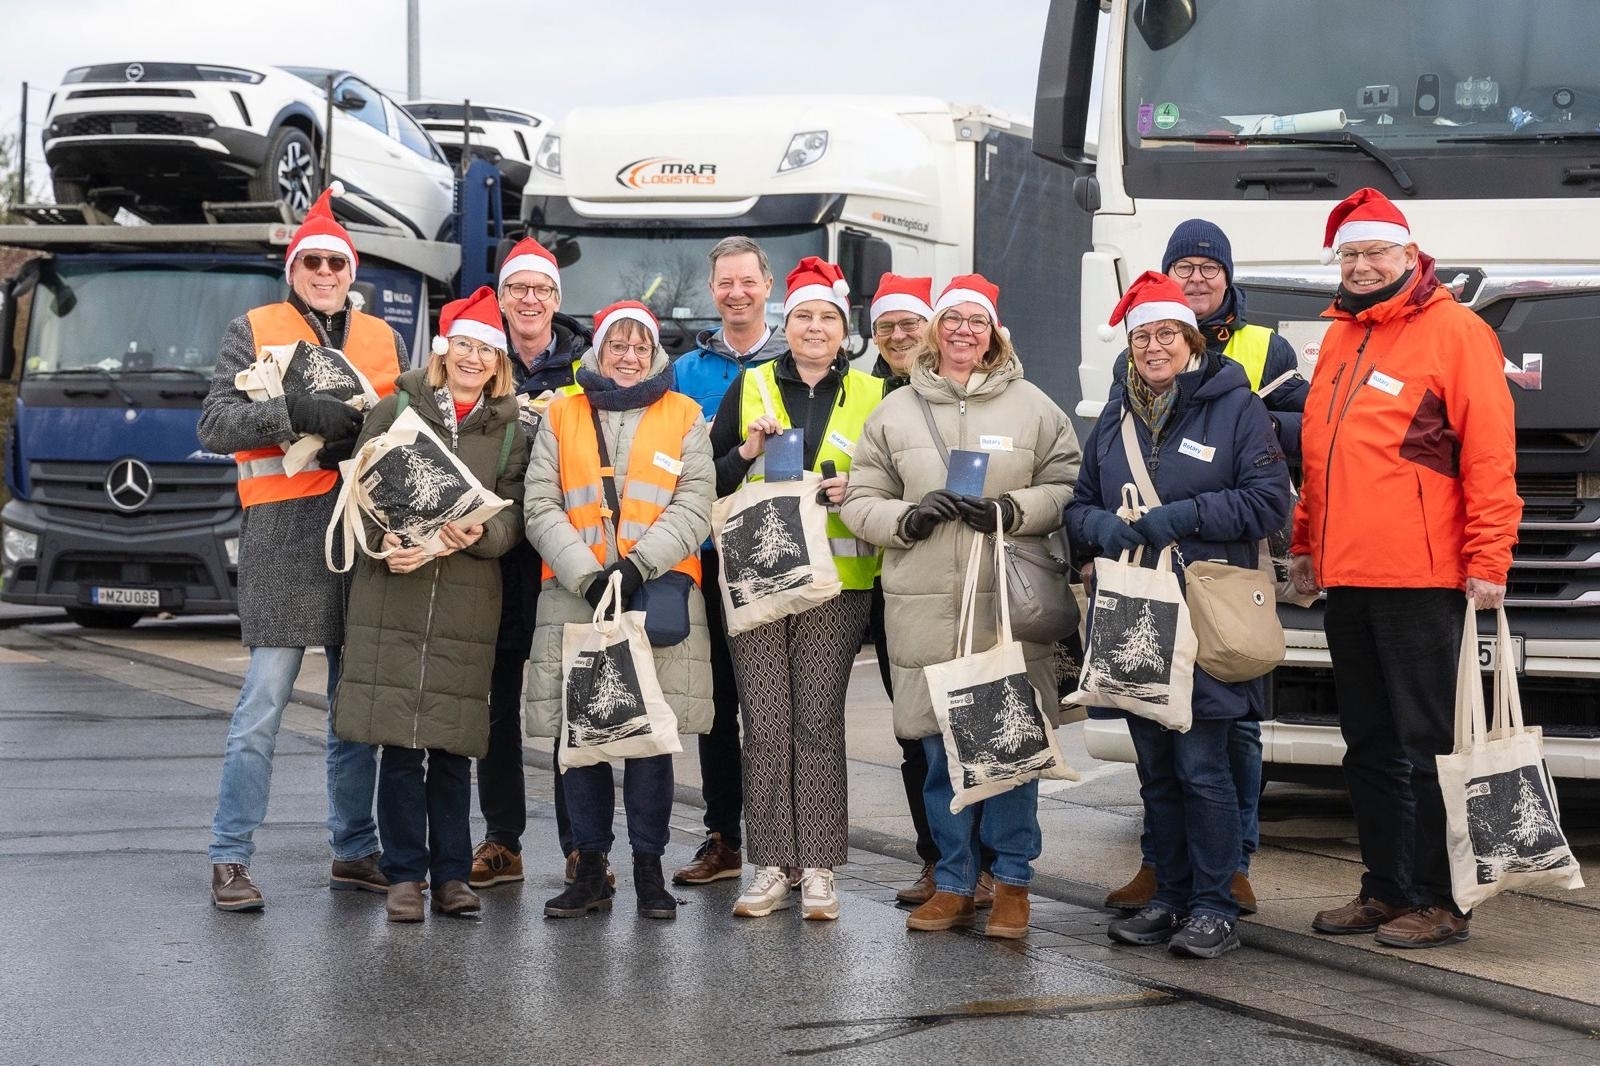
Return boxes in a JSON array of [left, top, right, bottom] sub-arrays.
[[1291, 188, 1520, 949]]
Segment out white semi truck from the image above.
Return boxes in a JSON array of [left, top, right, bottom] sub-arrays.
[[1032, 0, 1600, 779]]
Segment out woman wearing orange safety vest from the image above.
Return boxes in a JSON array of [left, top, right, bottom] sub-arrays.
[[524, 301, 714, 922]]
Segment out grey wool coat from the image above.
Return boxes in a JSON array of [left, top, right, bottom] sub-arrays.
[[197, 302, 407, 647], [841, 357, 1081, 740], [523, 346, 715, 739], [332, 368, 528, 758]]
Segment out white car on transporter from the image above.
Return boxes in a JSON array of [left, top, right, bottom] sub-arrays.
[[42, 61, 456, 238], [403, 100, 554, 194]]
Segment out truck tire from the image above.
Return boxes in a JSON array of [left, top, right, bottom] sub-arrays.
[[249, 127, 319, 215], [65, 607, 144, 630]]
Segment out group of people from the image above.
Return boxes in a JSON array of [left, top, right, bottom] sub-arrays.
[[200, 183, 1520, 960]]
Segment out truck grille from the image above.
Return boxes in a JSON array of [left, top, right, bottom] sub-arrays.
[[1274, 667, 1600, 738], [53, 112, 214, 138], [29, 460, 236, 527]]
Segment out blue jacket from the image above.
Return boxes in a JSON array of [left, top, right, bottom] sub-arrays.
[[672, 325, 787, 421], [1065, 354, 1293, 721]]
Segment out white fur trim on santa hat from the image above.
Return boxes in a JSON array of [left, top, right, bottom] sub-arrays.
[[1097, 322, 1119, 341], [932, 287, 998, 323], [783, 283, 849, 317], [1328, 219, 1411, 262], [444, 318, 508, 352], [284, 233, 355, 282], [597, 306, 660, 348], [498, 254, 559, 290], [869, 293, 933, 324], [1124, 300, 1197, 333]]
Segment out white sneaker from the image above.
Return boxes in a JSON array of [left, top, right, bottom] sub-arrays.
[[800, 867, 839, 921], [733, 866, 792, 917]]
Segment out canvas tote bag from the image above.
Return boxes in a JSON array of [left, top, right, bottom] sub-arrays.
[[558, 571, 683, 770], [1066, 484, 1197, 732], [710, 372, 841, 635], [237, 340, 382, 476], [925, 515, 1076, 814], [1439, 604, 1583, 911]]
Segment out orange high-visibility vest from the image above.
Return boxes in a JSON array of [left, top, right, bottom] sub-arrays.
[[542, 390, 703, 585], [234, 303, 401, 507]]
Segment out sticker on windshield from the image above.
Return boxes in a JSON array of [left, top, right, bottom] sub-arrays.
[[1138, 103, 1155, 136], [1153, 103, 1180, 130]]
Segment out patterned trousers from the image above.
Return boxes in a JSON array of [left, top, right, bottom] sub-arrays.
[[731, 590, 871, 869]]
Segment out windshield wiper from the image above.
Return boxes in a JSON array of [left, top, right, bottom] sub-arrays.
[[1440, 131, 1600, 145], [1187, 131, 1416, 195], [36, 367, 141, 408], [127, 366, 211, 379]]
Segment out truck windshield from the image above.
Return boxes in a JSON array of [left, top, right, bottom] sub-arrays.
[[25, 264, 284, 377], [1122, 0, 1600, 194], [531, 227, 828, 333]]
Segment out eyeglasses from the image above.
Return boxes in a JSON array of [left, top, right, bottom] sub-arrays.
[[939, 313, 992, 335], [1334, 244, 1403, 265], [297, 253, 349, 273], [502, 281, 557, 301], [605, 340, 653, 359], [1170, 260, 1222, 280], [1129, 327, 1183, 350], [872, 317, 924, 338], [448, 336, 500, 359]]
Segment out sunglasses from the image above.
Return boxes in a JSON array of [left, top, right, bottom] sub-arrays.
[[297, 253, 350, 273]]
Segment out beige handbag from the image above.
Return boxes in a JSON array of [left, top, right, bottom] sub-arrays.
[[1120, 413, 1284, 683]]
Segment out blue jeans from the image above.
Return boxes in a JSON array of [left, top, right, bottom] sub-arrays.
[[920, 735, 1041, 894], [563, 754, 674, 857], [209, 645, 379, 865], [1139, 719, 1260, 874], [1127, 716, 1241, 921], [377, 746, 472, 886]]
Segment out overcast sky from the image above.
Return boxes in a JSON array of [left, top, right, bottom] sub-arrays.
[[0, 0, 1049, 192]]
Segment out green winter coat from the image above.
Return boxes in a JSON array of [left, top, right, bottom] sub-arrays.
[[332, 368, 528, 758]]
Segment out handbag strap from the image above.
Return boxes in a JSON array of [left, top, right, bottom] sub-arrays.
[[916, 392, 951, 467], [954, 529, 987, 658], [1256, 369, 1297, 400], [990, 503, 1014, 646], [1119, 411, 1163, 507], [1454, 602, 1489, 749], [588, 404, 623, 537], [1491, 605, 1525, 737], [590, 569, 624, 633]]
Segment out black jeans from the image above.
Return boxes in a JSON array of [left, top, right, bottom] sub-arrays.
[[696, 545, 743, 849], [563, 754, 675, 856], [1324, 586, 1466, 915], [872, 581, 938, 864], [377, 745, 472, 887], [480, 635, 531, 851]]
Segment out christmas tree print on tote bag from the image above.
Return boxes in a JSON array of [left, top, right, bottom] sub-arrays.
[[718, 496, 815, 608], [564, 643, 653, 748], [1465, 765, 1580, 885], [359, 432, 490, 547], [1080, 592, 1181, 705], [946, 673, 1058, 788], [280, 341, 366, 403]]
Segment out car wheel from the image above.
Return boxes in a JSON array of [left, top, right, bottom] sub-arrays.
[[65, 607, 144, 630], [51, 177, 87, 205], [249, 127, 319, 214]]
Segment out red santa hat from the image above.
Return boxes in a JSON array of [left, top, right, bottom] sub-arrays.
[[783, 256, 850, 317], [1098, 271, 1197, 341], [932, 274, 1009, 340], [432, 286, 506, 356], [284, 182, 356, 283], [1322, 187, 1411, 264], [869, 273, 934, 325], [593, 300, 660, 350], [498, 237, 561, 290]]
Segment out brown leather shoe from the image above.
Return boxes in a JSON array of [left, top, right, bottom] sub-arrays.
[[1105, 864, 1156, 911], [974, 871, 996, 910], [671, 833, 742, 885], [1375, 906, 1469, 949], [1312, 894, 1408, 935], [1231, 871, 1258, 916], [985, 882, 1031, 939], [470, 841, 524, 889], [906, 891, 977, 932], [896, 862, 937, 905], [330, 853, 388, 894], [386, 881, 425, 923], [564, 849, 616, 887], [211, 863, 264, 912], [432, 880, 482, 917]]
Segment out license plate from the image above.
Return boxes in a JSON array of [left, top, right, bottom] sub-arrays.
[[1477, 634, 1525, 674], [90, 586, 160, 608]]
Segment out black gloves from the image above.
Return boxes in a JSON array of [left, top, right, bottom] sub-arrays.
[[903, 489, 963, 542], [1132, 500, 1200, 549], [286, 393, 363, 442], [583, 558, 645, 610], [315, 435, 357, 468], [956, 495, 1016, 534], [583, 570, 611, 609], [1083, 510, 1145, 557]]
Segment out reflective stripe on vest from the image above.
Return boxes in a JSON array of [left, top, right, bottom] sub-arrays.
[[1222, 324, 1273, 392], [235, 303, 400, 508], [738, 362, 885, 590], [541, 390, 703, 585]]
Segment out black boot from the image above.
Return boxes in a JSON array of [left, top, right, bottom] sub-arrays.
[[634, 852, 677, 920], [544, 851, 615, 918]]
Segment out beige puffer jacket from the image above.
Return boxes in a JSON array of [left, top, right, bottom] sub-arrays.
[[523, 346, 714, 738], [841, 357, 1080, 739]]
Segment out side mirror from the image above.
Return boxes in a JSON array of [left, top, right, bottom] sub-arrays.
[[0, 285, 14, 381], [335, 88, 368, 111], [1133, 0, 1197, 51], [837, 228, 893, 339], [1033, 0, 1102, 168]]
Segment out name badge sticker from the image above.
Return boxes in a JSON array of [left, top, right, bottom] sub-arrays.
[[1368, 370, 1404, 396], [979, 434, 1014, 452], [1178, 438, 1216, 463], [652, 451, 685, 476], [825, 430, 855, 457]]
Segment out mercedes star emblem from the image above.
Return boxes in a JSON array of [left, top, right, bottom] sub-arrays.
[[105, 458, 154, 512]]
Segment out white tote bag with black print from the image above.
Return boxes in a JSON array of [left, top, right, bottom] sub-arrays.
[[925, 516, 1077, 815], [1439, 604, 1583, 910], [1066, 484, 1197, 732], [558, 572, 683, 770], [236, 340, 382, 477]]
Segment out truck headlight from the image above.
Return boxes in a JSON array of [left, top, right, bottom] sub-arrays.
[[223, 537, 240, 567], [2, 527, 38, 566], [778, 131, 828, 173], [534, 133, 562, 176]]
